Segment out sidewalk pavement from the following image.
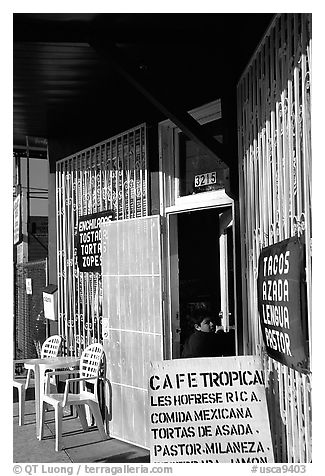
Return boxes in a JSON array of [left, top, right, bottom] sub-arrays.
[[13, 390, 150, 464]]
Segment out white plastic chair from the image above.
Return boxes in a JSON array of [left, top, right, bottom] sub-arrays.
[[13, 335, 62, 426], [39, 342, 107, 451]]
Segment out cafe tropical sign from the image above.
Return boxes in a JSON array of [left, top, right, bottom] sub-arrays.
[[149, 356, 274, 463]]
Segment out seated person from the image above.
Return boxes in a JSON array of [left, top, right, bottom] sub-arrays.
[[181, 311, 219, 358]]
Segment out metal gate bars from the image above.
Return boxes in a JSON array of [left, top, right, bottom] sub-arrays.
[[237, 14, 312, 462], [56, 124, 148, 356], [14, 259, 48, 359]]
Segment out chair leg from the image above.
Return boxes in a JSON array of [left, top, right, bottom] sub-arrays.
[[85, 405, 92, 426], [88, 402, 108, 441], [39, 400, 46, 440], [43, 376, 57, 412], [25, 369, 32, 389], [50, 376, 58, 394], [18, 385, 25, 426], [54, 405, 63, 451], [76, 405, 89, 432]]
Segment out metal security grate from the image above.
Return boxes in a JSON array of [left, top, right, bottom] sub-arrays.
[[56, 124, 148, 357], [237, 14, 312, 462], [14, 259, 48, 359]]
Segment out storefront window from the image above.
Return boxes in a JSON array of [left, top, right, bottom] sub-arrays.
[[177, 121, 228, 197]]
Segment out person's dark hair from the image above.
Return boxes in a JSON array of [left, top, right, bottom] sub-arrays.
[[189, 308, 214, 328]]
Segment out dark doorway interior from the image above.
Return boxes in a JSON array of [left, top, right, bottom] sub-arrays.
[[177, 207, 236, 356]]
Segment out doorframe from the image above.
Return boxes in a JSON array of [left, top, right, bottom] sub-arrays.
[[158, 99, 238, 359], [218, 209, 237, 354], [165, 200, 238, 359]]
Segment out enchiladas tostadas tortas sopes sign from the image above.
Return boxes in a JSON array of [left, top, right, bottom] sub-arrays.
[[76, 210, 115, 272]]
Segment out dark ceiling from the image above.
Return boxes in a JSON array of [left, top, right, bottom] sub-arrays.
[[13, 13, 275, 148]]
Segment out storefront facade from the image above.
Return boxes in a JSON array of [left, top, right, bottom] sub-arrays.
[[48, 13, 311, 461]]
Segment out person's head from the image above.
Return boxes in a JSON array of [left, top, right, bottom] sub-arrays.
[[190, 311, 215, 333]]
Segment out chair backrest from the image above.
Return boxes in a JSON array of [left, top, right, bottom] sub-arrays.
[[80, 343, 104, 379], [41, 335, 62, 359]]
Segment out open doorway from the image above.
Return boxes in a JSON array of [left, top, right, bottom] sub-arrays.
[[168, 207, 236, 358]]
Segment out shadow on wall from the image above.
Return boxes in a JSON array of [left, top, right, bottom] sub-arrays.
[[265, 366, 288, 462]]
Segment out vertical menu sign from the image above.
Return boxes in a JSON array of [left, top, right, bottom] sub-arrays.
[[13, 194, 21, 245], [76, 210, 114, 272], [257, 236, 309, 373], [149, 356, 274, 463]]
